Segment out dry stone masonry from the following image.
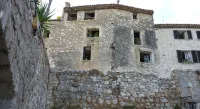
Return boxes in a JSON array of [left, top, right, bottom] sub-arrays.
[[47, 70, 200, 109]]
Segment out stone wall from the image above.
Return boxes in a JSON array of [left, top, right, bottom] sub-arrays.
[[176, 70, 200, 109], [0, 0, 49, 109], [47, 70, 187, 109]]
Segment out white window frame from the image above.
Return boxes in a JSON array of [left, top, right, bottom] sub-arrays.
[[84, 11, 95, 20], [139, 50, 154, 63]]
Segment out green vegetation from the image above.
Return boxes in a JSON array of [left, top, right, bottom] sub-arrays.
[[183, 59, 193, 63], [37, 3, 54, 37], [123, 105, 136, 109], [174, 104, 181, 109], [57, 16, 62, 20]]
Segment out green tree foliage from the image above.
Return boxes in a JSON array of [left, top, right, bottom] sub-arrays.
[[57, 16, 61, 20], [37, 3, 54, 37]]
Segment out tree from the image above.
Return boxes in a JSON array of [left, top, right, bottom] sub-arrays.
[[37, 3, 54, 37]]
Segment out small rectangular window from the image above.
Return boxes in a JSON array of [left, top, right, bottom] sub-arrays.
[[83, 46, 91, 60], [140, 52, 151, 63], [133, 14, 137, 19], [84, 12, 95, 20], [173, 30, 192, 39], [177, 50, 194, 63], [188, 102, 197, 109], [134, 31, 141, 45], [87, 28, 99, 37], [68, 13, 77, 21], [196, 31, 200, 39], [178, 31, 185, 39]]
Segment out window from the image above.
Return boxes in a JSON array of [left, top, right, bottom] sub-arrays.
[[177, 50, 200, 63], [83, 46, 91, 60], [188, 102, 197, 109], [87, 28, 99, 37], [196, 31, 200, 39], [133, 14, 137, 19], [68, 13, 77, 21], [84, 12, 95, 20], [134, 31, 141, 45], [140, 52, 151, 63], [173, 30, 192, 39]]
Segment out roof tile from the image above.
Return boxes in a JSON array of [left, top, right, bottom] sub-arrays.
[[64, 4, 154, 15], [155, 24, 200, 29]]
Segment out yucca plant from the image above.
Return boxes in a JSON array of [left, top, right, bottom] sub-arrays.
[[37, 3, 54, 37]]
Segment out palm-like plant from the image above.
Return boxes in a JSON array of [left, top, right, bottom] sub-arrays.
[[37, 3, 54, 37]]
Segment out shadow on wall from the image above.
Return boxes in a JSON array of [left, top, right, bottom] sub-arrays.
[[51, 51, 80, 71], [112, 26, 131, 69], [145, 30, 157, 49], [0, 22, 15, 109]]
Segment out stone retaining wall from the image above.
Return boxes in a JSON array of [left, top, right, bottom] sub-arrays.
[[47, 70, 187, 109]]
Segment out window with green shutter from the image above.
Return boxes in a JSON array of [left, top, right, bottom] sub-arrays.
[[177, 50, 200, 63], [173, 30, 193, 39]]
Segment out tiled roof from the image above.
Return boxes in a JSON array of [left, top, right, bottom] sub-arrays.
[[64, 4, 154, 15], [155, 24, 200, 29]]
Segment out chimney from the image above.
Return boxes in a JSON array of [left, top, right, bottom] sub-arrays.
[[65, 2, 71, 7]]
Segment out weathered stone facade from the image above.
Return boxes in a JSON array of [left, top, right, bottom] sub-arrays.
[[0, 0, 49, 109], [45, 9, 159, 75], [45, 3, 200, 109]]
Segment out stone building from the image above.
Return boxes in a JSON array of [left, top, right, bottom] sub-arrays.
[[154, 24, 200, 77], [46, 3, 158, 74], [46, 3, 200, 77], [45, 2, 200, 109]]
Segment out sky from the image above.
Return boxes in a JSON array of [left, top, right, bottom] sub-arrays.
[[43, 0, 200, 24]]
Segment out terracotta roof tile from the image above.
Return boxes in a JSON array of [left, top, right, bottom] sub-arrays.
[[155, 24, 200, 29], [64, 4, 154, 15]]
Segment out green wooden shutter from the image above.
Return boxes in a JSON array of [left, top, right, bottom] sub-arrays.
[[197, 51, 200, 63], [196, 31, 200, 39], [177, 50, 183, 63], [187, 30, 193, 39], [191, 51, 198, 63], [173, 30, 178, 39]]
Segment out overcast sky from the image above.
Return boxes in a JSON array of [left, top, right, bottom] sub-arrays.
[[43, 0, 200, 24]]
